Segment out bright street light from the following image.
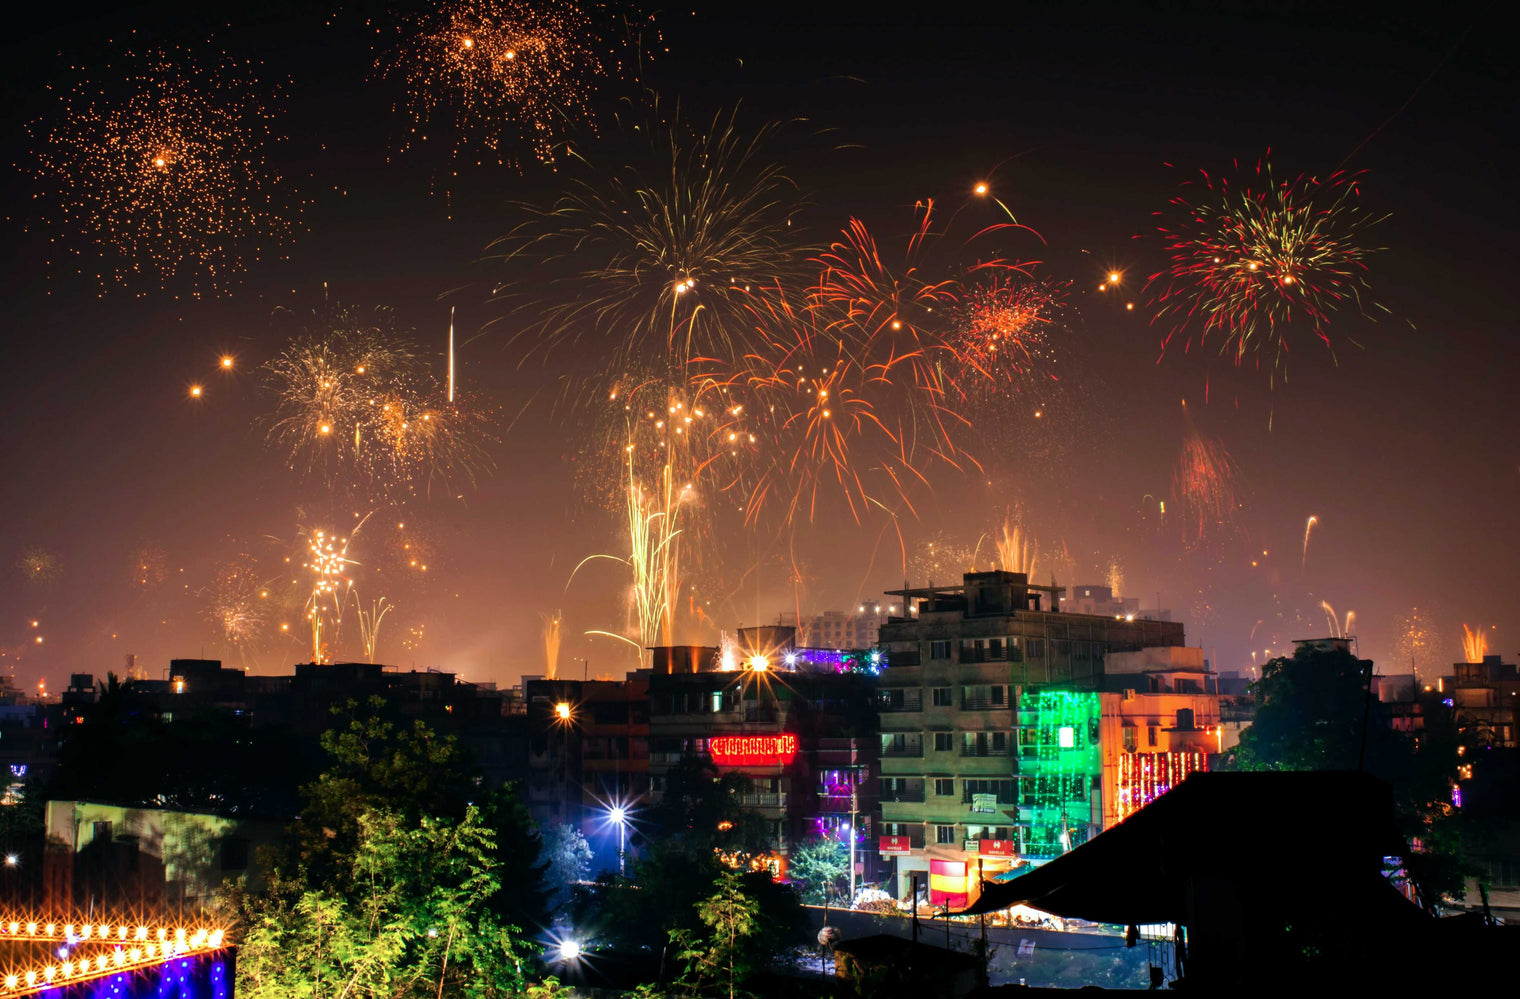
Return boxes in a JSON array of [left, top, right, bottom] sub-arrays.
[[608, 804, 631, 876], [554, 701, 571, 721], [556, 939, 582, 961]]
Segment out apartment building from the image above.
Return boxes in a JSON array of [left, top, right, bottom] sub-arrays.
[[872, 570, 1208, 901]]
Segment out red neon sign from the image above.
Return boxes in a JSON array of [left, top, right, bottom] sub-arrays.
[[709, 733, 799, 766]]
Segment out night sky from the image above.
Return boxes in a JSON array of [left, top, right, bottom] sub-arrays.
[[2, 0, 1515, 693]]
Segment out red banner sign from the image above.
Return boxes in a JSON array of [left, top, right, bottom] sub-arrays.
[[978, 839, 1016, 858], [709, 733, 799, 766], [879, 835, 913, 856]]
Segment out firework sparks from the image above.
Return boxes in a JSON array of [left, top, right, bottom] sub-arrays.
[[128, 541, 167, 591], [303, 520, 366, 664], [494, 110, 806, 374], [380, 0, 632, 169], [1463, 624, 1489, 663], [203, 559, 271, 661], [354, 594, 392, 664], [1395, 606, 1438, 681], [1302, 515, 1318, 574], [26, 44, 297, 295], [541, 609, 563, 678], [1172, 428, 1241, 548], [15, 547, 62, 585], [263, 302, 496, 501], [909, 531, 974, 584], [1148, 156, 1387, 379]]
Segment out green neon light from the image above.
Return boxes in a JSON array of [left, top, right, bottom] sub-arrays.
[[1016, 689, 1101, 858]]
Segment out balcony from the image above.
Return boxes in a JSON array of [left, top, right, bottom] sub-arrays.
[[878, 689, 924, 712], [880, 786, 927, 803], [961, 743, 1011, 758], [738, 792, 788, 808], [882, 743, 925, 758], [890, 649, 921, 666], [961, 695, 1011, 711]]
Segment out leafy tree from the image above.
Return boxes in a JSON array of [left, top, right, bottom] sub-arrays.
[[670, 869, 761, 999], [541, 823, 591, 900], [1232, 644, 1470, 909], [235, 805, 528, 998], [478, 783, 552, 931], [786, 837, 848, 903]]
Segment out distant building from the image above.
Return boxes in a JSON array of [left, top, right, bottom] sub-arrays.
[[779, 602, 901, 650]]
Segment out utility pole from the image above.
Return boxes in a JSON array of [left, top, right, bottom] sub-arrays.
[[848, 772, 858, 903], [911, 874, 920, 944]]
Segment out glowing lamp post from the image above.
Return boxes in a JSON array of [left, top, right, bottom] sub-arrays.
[[609, 805, 628, 876]]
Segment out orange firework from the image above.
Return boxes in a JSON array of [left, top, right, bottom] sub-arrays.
[[380, 0, 638, 168], [26, 44, 297, 295], [1172, 424, 1241, 548], [1463, 624, 1488, 663]]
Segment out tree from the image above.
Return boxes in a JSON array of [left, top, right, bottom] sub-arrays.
[[786, 837, 848, 904], [1232, 644, 1470, 909], [541, 823, 592, 901], [235, 805, 529, 998], [670, 869, 761, 999]]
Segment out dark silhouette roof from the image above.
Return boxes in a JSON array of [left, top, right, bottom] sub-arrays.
[[959, 770, 1415, 925]]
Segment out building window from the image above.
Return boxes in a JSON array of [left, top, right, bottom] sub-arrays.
[[1026, 638, 1045, 659], [1148, 725, 1159, 747], [930, 640, 951, 660], [934, 732, 954, 752], [1122, 725, 1137, 752], [931, 687, 953, 707], [936, 824, 957, 844], [935, 778, 955, 796]]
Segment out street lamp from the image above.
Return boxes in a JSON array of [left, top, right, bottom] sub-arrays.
[[608, 805, 629, 876], [554, 701, 572, 721], [556, 939, 582, 962]]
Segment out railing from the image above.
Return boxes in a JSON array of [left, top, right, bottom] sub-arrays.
[[960, 744, 1011, 757], [962, 787, 1018, 804], [960, 695, 1011, 711], [878, 691, 924, 712], [879, 787, 926, 803], [738, 792, 787, 807], [882, 743, 925, 758]]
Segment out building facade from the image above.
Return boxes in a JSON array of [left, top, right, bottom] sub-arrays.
[[873, 571, 1212, 902]]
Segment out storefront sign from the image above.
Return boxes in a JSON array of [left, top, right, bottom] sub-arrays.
[[878, 835, 913, 856], [709, 733, 799, 766], [978, 839, 1016, 858]]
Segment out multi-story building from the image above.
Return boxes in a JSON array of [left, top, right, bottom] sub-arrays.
[[779, 602, 902, 650], [873, 570, 1213, 902], [522, 673, 651, 837], [1452, 655, 1520, 747]]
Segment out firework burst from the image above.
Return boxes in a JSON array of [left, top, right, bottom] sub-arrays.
[[1395, 606, 1438, 681], [379, 0, 636, 168], [263, 303, 496, 502], [27, 44, 296, 295], [1147, 156, 1387, 379], [203, 559, 270, 660], [128, 541, 168, 591], [303, 523, 363, 664], [494, 109, 807, 373], [1463, 624, 1489, 663], [15, 547, 62, 585]]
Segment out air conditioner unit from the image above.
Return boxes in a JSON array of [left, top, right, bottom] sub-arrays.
[[1122, 689, 1136, 702]]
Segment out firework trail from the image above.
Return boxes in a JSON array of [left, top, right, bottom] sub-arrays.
[[15, 547, 62, 585], [378, 0, 640, 169], [1463, 624, 1488, 663], [1147, 155, 1387, 382], [1301, 515, 1318, 574], [541, 609, 562, 678], [354, 594, 392, 664], [263, 302, 496, 502], [1172, 416, 1241, 549], [26, 44, 297, 295]]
